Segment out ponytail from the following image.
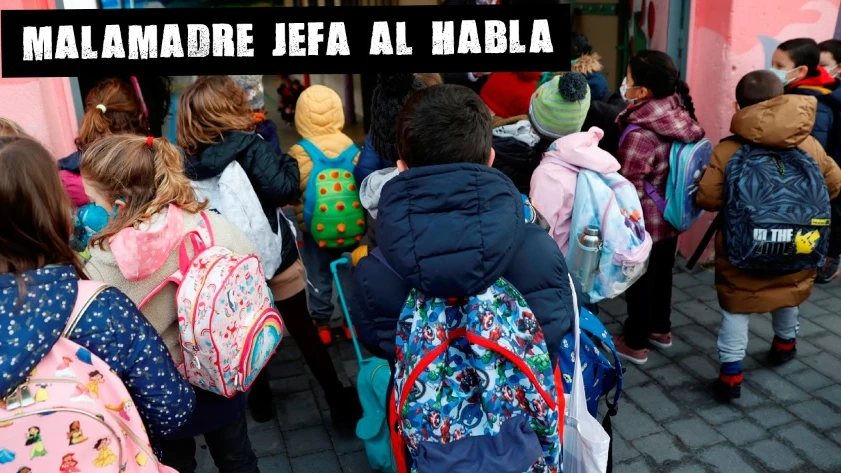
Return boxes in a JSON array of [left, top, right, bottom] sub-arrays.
[[75, 79, 148, 151], [675, 80, 697, 121], [146, 137, 205, 218]]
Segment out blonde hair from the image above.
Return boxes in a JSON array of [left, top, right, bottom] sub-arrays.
[[0, 118, 31, 138], [80, 134, 207, 248], [176, 76, 254, 156]]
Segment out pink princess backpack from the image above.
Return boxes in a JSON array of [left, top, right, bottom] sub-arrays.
[[138, 212, 284, 398], [0, 281, 177, 473]]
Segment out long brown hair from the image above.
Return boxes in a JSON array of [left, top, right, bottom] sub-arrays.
[[76, 79, 148, 151], [0, 137, 84, 277], [176, 76, 254, 156], [81, 134, 207, 249], [0, 117, 31, 138]]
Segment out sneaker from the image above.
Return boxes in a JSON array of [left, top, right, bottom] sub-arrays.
[[768, 336, 797, 365], [612, 335, 649, 365], [714, 361, 743, 402], [816, 256, 840, 284], [647, 332, 673, 349], [316, 324, 333, 346]]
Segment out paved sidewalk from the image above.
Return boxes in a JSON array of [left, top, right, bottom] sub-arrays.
[[197, 264, 841, 473]]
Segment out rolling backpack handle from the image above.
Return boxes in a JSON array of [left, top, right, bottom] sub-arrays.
[[331, 257, 365, 365]]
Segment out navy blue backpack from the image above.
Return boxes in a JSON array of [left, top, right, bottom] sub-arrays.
[[723, 142, 831, 273]]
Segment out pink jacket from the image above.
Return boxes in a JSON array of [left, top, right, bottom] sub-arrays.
[[529, 127, 620, 255]]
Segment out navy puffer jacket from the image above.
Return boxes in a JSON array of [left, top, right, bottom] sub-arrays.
[[351, 163, 575, 363], [788, 82, 841, 164]]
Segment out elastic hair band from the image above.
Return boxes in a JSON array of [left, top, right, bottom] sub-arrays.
[[95, 104, 107, 113], [146, 136, 154, 147]]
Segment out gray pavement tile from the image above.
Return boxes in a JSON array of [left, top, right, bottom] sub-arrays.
[[276, 391, 324, 432], [649, 363, 697, 389], [747, 406, 797, 429], [615, 456, 654, 473], [258, 454, 293, 473], [339, 451, 378, 473], [744, 369, 810, 402], [668, 463, 713, 473], [776, 423, 841, 471], [810, 333, 841, 358], [665, 417, 726, 450], [715, 419, 769, 445], [612, 431, 641, 463], [673, 272, 703, 289], [696, 404, 742, 425], [812, 314, 841, 336], [787, 368, 835, 392], [250, 423, 286, 457], [788, 399, 841, 430], [284, 425, 334, 458], [624, 383, 683, 421], [612, 402, 663, 441], [290, 451, 342, 473], [699, 444, 763, 473], [677, 355, 719, 381], [801, 352, 841, 383], [816, 384, 841, 410], [745, 439, 805, 473], [631, 432, 687, 466]]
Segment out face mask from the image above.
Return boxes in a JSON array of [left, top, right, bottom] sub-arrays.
[[828, 64, 840, 79], [620, 77, 639, 103], [769, 67, 796, 86], [78, 202, 118, 235]]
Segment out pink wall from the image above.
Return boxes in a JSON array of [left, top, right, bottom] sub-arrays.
[[679, 0, 841, 263], [0, 0, 79, 159]]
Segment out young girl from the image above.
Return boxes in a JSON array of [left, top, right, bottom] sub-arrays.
[[614, 50, 705, 364], [176, 76, 362, 427], [0, 136, 194, 447], [81, 135, 259, 473], [230, 75, 282, 155], [773, 38, 841, 284]]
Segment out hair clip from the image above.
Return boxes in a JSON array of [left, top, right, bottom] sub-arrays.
[[95, 104, 107, 113], [146, 136, 154, 147]]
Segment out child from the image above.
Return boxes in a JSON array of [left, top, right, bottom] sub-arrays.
[[0, 136, 195, 442], [351, 84, 575, 366], [288, 85, 362, 345], [696, 70, 841, 401], [776, 38, 841, 283], [480, 72, 543, 119], [355, 73, 424, 184], [491, 114, 541, 195], [177, 76, 361, 426], [819, 39, 841, 79], [613, 50, 705, 364], [539, 33, 609, 102], [0, 117, 30, 138], [529, 72, 620, 255], [230, 75, 282, 155]]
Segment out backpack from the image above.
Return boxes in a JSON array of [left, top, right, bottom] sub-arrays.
[[0, 281, 177, 473], [138, 212, 284, 398], [299, 139, 366, 249], [619, 124, 712, 232], [567, 170, 652, 304], [389, 279, 564, 473], [522, 194, 551, 232], [723, 142, 831, 273], [558, 307, 623, 418], [191, 160, 286, 278]]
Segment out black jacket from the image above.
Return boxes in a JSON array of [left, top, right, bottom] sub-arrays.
[[492, 134, 541, 195], [583, 92, 628, 157], [184, 131, 301, 275]]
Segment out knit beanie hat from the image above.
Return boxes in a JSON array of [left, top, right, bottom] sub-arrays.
[[480, 72, 542, 119], [528, 72, 591, 140], [230, 75, 265, 110], [370, 73, 424, 164]]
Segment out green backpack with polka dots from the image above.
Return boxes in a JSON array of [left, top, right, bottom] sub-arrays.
[[300, 139, 366, 249]]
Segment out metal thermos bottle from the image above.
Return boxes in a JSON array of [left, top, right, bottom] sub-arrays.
[[576, 226, 602, 293]]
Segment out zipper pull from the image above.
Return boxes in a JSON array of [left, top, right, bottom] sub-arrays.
[[18, 385, 34, 408], [4, 386, 22, 410]]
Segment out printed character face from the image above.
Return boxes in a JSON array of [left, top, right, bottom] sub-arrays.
[[95, 438, 110, 450], [422, 326, 435, 341], [63, 453, 76, 463], [89, 371, 104, 383], [27, 427, 39, 436], [428, 411, 441, 429], [481, 312, 495, 330], [70, 421, 80, 432]]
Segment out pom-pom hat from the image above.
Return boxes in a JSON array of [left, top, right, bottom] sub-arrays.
[[528, 72, 591, 140]]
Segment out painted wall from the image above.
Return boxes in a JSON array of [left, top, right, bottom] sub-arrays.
[[0, 0, 79, 159], [679, 0, 841, 263]]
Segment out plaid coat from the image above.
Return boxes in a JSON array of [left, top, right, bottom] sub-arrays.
[[616, 94, 705, 243]]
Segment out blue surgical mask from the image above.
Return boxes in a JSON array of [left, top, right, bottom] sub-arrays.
[[769, 67, 796, 86]]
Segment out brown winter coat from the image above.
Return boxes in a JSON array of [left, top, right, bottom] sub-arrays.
[[696, 95, 841, 314]]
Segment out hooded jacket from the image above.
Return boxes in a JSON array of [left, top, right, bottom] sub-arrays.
[[572, 53, 609, 102], [530, 127, 621, 255], [696, 95, 841, 314], [786, 68, 841, 163], [184, 131, 301, 276], [0, 265, 195, 438], [481, 72, 543, 119], [288, 85, 360, 233], [58, 150, 91, 208], [355, 136, 392, 184], [617, 93, 705, 243], [491, 116, 542, 195], [359, 167, 399, 248], [351, 163, 576, 363], [84, 206, 258, 437]]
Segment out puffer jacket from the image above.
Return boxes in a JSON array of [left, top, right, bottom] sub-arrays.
[[491, 115, 541, 195], [786, 69, 841, 163], [696, 95, 841, 314], [351, 163, 577, 363], [288, 85, 360, 233], [0, 265, 195, 438], [58, 150, 91, 208], [354, 136, 391, 184], [359, 167, 399, 248], [183, 131, 301, 276], [254, 114, 282, 155], [572, 53, 609, 101]]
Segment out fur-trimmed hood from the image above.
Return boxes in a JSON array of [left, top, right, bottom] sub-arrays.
[[572, 53, 603, 75]]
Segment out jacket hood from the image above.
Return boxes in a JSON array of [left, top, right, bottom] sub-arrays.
[[359, 167, 399, 219], [294, 85, 345, 139], [107, 205, 185, 281], [184, 131, 260, 180], [541, 127, 620, 173], [376, 164, 525, 297], [0, 265, 77, 398], [731, 95, 818, 149], [623, 94, 705, 143], [813, 81, 841, 109], [58, 150, 82, 173], [572, 53, 603, 75], [789, 67, 836, 90], [492, 119, 541, 147]]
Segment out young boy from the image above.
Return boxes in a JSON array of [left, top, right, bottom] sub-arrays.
[[697, 70, 841, 401], [350, 84, 575, 364], [819, 39, 841, 79]]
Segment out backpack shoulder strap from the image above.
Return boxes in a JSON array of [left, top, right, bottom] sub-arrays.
[[64, 280, 110, 337], [336, 143, 361, 167], [618, 124, 642, 148], [371, 248, 401, 279], [297, 139, 330, 165]]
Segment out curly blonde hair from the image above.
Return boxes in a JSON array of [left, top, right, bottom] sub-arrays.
[[176, 76, 255, 156], [80, 134, 207, 248], [0, 117, 31, 138]]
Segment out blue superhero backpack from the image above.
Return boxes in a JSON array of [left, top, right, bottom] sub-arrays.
[[723, 142, 831, 273], [620, 124, 712, 232]]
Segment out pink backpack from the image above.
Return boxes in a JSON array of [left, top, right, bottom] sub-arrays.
[[0, 281, 177, 473], [139, 212, 284, 398]]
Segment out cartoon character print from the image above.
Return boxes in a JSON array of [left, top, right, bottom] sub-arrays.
[[105, 400, 133, 422], [34, 384, 49, 403], [92, 438, 117, 468], [25, 427, 46, 459], [54, 357, 75, 378], [621, 208, 646, 241], [60, 453, 82, 473], [67, 421, 88, 445], [17, 467, 31, 473], [515, 311, 545, 355]]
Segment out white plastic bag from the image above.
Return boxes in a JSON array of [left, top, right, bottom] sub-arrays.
[[562, 274, 611, 473]]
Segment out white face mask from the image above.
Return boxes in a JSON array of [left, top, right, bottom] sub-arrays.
[[620, 77, 640, 103], [828, 64, 840, 79]]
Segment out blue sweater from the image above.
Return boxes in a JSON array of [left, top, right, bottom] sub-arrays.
[[0, 265, 195, 438]]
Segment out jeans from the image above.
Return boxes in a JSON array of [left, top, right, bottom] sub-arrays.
[[624, 237, 678, 350], [717, 307, 800, 363], [158, 412, 259, 473], [300, 231, 356, 324]]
